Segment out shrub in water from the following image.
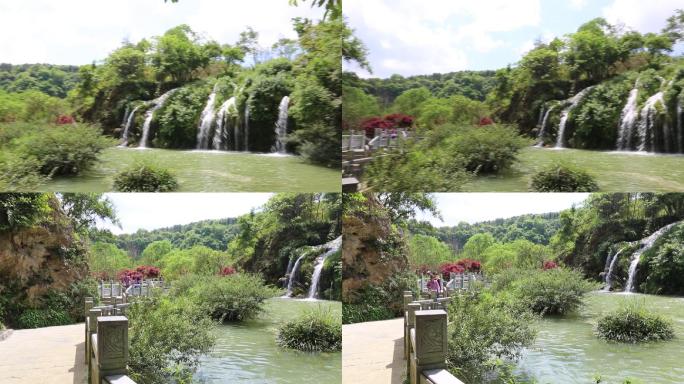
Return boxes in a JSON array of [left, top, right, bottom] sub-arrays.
[[188, 274, 280, 322], [277, 307, 342, 352], [530, 163, 599, 192], [512, 268, 598, 316], [113, 163, 178, 192], [128, 296, 215, 384], [596, 300, 675, 343], [14, 124, 114, 176], [447, 124, 530, 174]]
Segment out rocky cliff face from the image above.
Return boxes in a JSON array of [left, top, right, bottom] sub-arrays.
[[342, 196, 409, 307], [0, 201, 88, 306]]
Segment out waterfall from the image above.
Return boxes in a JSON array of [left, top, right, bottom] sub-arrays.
[[306, 236, 342, 300], [139, 89, 177, 149], [273, 96, 290, 153], [536, 105, 556, 147], [197, 84, 219, 150], [636, 92, 665, 152], [120, 105, 142, 147], [603, 248, 623, 291], [213, 97, 236, 151], [625, 221, 682, 292], [555, 86, 594, 148], [285, 254, 306, 297], [616, 81, 639, 151], [244, 105, 250, 152], [121, 106, 130, 130], [283, 257, 295, 289], [678, 101, 683, 154]]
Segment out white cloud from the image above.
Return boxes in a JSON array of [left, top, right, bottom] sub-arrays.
[[570, 0, 588, 10], [602, 0, 682, 33], [98, 193, 273, 235], [344, 0, 541, 77], [416, 193, 589, 227], [0, 0, 321, 65]]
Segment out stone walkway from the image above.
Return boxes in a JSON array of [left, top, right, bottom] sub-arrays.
[[342, 318, 405, 384], [0, 323, 87, 384]]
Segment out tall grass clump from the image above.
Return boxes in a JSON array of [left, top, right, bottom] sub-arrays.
[[596, 299, 675, 343], [277, 306, 342, 352]]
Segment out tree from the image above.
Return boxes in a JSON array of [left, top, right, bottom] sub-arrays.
[[140, 240, 174, 266], [60, 193, 118, 233], [289, 0, 342, 21], [151, 25, 211, 83], [271, 38, 299, 61], [462, 233, 496, 260], [376, 193, 441, 223], [342, 86, 380, 130], [392, 87, 432, 117], [408, 234, 453, 268], [237, 27, 262, 66]]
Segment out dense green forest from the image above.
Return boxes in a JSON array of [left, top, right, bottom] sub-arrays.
[[344, 10, 684, 192], [0, 64, 80, 98]]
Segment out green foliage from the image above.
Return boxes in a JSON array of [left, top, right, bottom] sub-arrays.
[[10, 124, 114, 176], [246, 71, 294, 151], [530, 163, 600, 192], [342, 85, 380, 129], [155, 82, 211, 148], [408, 234, 453, 268], [151, 25, 217, 84], [446, 125, 530, 174], [276, 306, 342, 352], [0, 64, 80, 98], [482, 240, 551, 273], [188, 274, 280, 322], [0, 193, 51, 231], [15, 308, 72, 329], [446, 289, 537, 383], [140, 240, 174, 266], [0, 90, 70, 123], [641, 223, 684, 294], [128, 295, 215, 384], [113, 163, 179, 192], [462, 233, 496, 260], [506, 269, 599, 316], [596, 300, 675, 343], [342, 285, 396, 324], [88, 242, 132, 278]]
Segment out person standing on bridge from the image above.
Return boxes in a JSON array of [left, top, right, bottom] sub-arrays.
[[426, 273, 442, 294]]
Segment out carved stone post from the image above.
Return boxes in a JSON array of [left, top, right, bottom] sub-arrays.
[[87, 308, 101, 383], [97, 316, 129, 381], [403, 293, 413, 359], [411, 310, 448, 384], [84, 298, 94, 363]]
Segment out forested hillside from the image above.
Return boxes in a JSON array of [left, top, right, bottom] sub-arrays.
[[0, 63, 80, 97]]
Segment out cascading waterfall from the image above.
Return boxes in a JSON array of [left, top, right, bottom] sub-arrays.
[[244, 105, 250, 152], [196, 84, 219, 150], [306, 236, 342, 300], [213, 97, 236, 151], [273, 96, 290, 153], [636, 92, 665, 152], [285, 254, 306, 297], [283, 257, 295, 288], [536, 105, 556, 146], [139, 89, 177, 148], [625, 221, 682, 292], [616, 80, 639, 151], [120, 105, 142, 147], [603, 248, 623, 291], [555, 86, 594, 148]]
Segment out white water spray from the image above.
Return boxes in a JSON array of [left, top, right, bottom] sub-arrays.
[[636, 92, 665, 152], [139, 89, 177, 148], [273, 96, 290, 153], [616, 81, 639, 151], [555, 86, 594, 148], [244, 105, 250, 152], [625, 221, 682, 292], [196, 84, 219, 150], [213, 97, 236, 150], [307, 236, 342, 300], [536, 105, 556, 146], [285, 254, 306, 297], [120, 105, 142, 147]]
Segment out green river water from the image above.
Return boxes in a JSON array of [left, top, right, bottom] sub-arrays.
[[516, 292, 684, 383], [465, 147, 684, 192], [41, 147, 340, 192], [194, 298, 341, 384]]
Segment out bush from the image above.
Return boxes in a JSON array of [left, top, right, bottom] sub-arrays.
[[0, 152, 49, 191], [16, 308, 72, 329], [511, 268, 598, 316], [446, 289, 537, 383], [641, 224, 684, 295], [277, 307, 342, 352], [447, 124, 530, 174], [596, 300, 675, 343], [128, 296, 215, 384], [13, 124, 114, 176], [530, 163, 599, 192], [113, 163, 178, 192], [188, 274, 279, 322]]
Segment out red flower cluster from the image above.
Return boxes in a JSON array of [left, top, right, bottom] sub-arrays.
[[543, 261, 559, 270], [478, 117, 494, 126], [117, 269, 144, 287], [136, 265, 160, 278], [360, 114, 415, 137], [220, 266, 237, 276], [56, 115, 75, 125], [440, 259, 482, 276]]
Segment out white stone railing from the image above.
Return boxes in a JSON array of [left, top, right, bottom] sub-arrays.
[[99, 279, 165, 302], [403, 291, 465, 384], [84, 298, 136, 384]]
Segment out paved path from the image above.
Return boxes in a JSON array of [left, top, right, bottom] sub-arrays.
[[0, 323, 87, 384], [342, 318, 405, 384]]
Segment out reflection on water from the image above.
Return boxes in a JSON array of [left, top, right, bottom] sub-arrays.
[[195, 298, 341, 384], [516, 292, 684, 383], [42, 147, 339, 192]]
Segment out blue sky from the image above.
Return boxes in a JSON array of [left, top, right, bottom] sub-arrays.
[[97, 193, 273, 235], [344, 0, 684, 78], [416, 193, 589, 227], [0, 0, 321, 65]]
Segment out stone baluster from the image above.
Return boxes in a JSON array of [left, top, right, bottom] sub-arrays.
[[410, 310, 448, 384], [96, 316, 129, 382], [84, 298, 94, 363]]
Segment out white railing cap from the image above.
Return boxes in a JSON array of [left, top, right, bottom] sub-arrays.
[[422, 369, 465, 384]]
